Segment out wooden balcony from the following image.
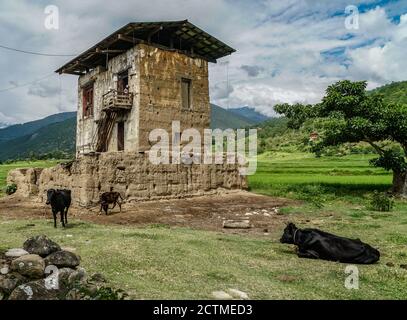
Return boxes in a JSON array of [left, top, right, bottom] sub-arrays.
[[102, 90, 133, 112]]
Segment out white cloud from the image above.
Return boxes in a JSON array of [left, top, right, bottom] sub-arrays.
[[0, 0, 406, 123]]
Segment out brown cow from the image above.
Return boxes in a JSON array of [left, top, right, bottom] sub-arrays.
[[99, 189, 123, 215]]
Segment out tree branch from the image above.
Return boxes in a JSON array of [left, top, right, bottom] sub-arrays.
[[363, 137, 385, 155]]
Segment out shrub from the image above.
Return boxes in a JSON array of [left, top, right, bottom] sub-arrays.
[[5, 184, 17, 195], [369, 191, 394, 212]]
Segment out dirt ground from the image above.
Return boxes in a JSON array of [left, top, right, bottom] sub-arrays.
[[0, 191, 298, 235]]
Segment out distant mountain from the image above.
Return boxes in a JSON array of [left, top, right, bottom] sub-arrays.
[[0, 105, 261, 161], [229, 107, 269, 124], [0, 117, 76, 161], [0, 122, 11, 129], [0, 111, 76, 142], [370, 81, 407, 105], [210, 104, 257, 129]]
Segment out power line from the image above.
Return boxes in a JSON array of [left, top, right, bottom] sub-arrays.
[[0, 44, 77, 57], [0, 73, 56, 93]]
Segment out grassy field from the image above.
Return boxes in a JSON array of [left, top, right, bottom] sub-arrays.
[[249, 152, 393, 203], [0, 154, 406, 299], [0, 160, 60, 196]]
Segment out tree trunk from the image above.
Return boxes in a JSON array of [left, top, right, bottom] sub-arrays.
[[392, 170, 407, 197]]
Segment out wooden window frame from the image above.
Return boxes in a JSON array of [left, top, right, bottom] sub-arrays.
[[82, 83, 94, 118], [181, 78, 192, 111]]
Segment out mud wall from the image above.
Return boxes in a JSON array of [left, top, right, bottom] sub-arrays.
[[7, 153, 247, 207], [137, 43, 210, 151], [76, 43, 211, 156]]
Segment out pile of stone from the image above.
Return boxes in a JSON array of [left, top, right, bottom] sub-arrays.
[[0, 235, 125, 300]]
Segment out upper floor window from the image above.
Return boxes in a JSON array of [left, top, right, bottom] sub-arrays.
[[117, 70, 129, 93], [82, 84, 94, 118], [181, 78, 192, 110]]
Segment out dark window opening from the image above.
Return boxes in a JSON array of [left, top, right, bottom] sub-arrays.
[[117, 70, 129, 93], [82, 84, 94, 118], [117, 121, 125, 151], [181, 78, 191, 110]]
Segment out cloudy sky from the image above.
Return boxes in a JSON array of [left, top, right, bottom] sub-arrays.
[[0, 0, 406, 124]]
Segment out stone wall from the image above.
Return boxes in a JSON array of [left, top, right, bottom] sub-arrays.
[[7, 152, 247, 207]]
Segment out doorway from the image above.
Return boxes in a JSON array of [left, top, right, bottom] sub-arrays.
[[117, 70, 129, 93], [117, 121, 125, 151]]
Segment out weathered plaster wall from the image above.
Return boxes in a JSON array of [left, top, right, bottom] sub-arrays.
[[76, 43, 210, 156], [76, 47, 140, 155], [137, 43, 210, 152], [7, 153, 248, 207]]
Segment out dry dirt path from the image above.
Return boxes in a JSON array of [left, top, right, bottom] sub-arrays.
[[0, 192, 298, 235]]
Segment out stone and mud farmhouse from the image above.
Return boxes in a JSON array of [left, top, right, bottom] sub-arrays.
[[8, 20, 247, 206]]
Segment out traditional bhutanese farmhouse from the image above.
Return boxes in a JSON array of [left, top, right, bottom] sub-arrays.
[[8, 21, 247, 206], [56, 20, 235, 156]]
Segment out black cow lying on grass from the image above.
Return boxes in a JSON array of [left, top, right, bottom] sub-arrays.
[[99, 191, 123, 215], [280, 223, 380, 264], [46, 189, 71, 228]]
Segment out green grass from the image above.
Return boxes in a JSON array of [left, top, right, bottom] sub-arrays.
[[249, 152, 393, 202], [1, 213, 406, 300], [0, 155, 406, 299]]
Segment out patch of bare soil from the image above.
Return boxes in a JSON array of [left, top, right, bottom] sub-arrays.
[[0, 192, 299, 235]]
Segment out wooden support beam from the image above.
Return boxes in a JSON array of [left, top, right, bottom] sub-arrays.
[[117, 33, 138, 44], [95, 48, 126, 54], [147, 25, 163, 43]]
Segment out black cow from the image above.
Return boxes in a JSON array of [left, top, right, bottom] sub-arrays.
[[99, 191, 123, 215], [46, 189, 71, 228], [280, 223, 380, 264]]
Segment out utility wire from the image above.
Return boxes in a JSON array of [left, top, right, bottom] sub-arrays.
[[0, 44, 77, 57], [0, 73, 56, 93]]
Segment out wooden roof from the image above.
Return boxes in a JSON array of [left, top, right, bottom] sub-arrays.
[[56, 20, 235, 75]]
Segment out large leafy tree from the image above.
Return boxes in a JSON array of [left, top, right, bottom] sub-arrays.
[[275, 80, 407, 197]]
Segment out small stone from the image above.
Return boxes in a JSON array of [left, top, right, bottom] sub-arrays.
[[8, 280, 59, 300], [223, 219, 251, 229], [0, 273, 26, 295], [5, 248, 29, 258], [68, 267, 87, 284], [386, 262, 395, 267], [11, 254, 45, 279], [212, 290, 233, 300], [227, 288, 249, 300], [23, 235, 61, 257], [1, 265, 9, 275], [44, 251, 80, 268], [0, 259, 9, 275], [89, 273, 107, 283]]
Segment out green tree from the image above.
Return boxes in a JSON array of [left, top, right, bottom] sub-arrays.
[[275, 80, 407, 197]]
